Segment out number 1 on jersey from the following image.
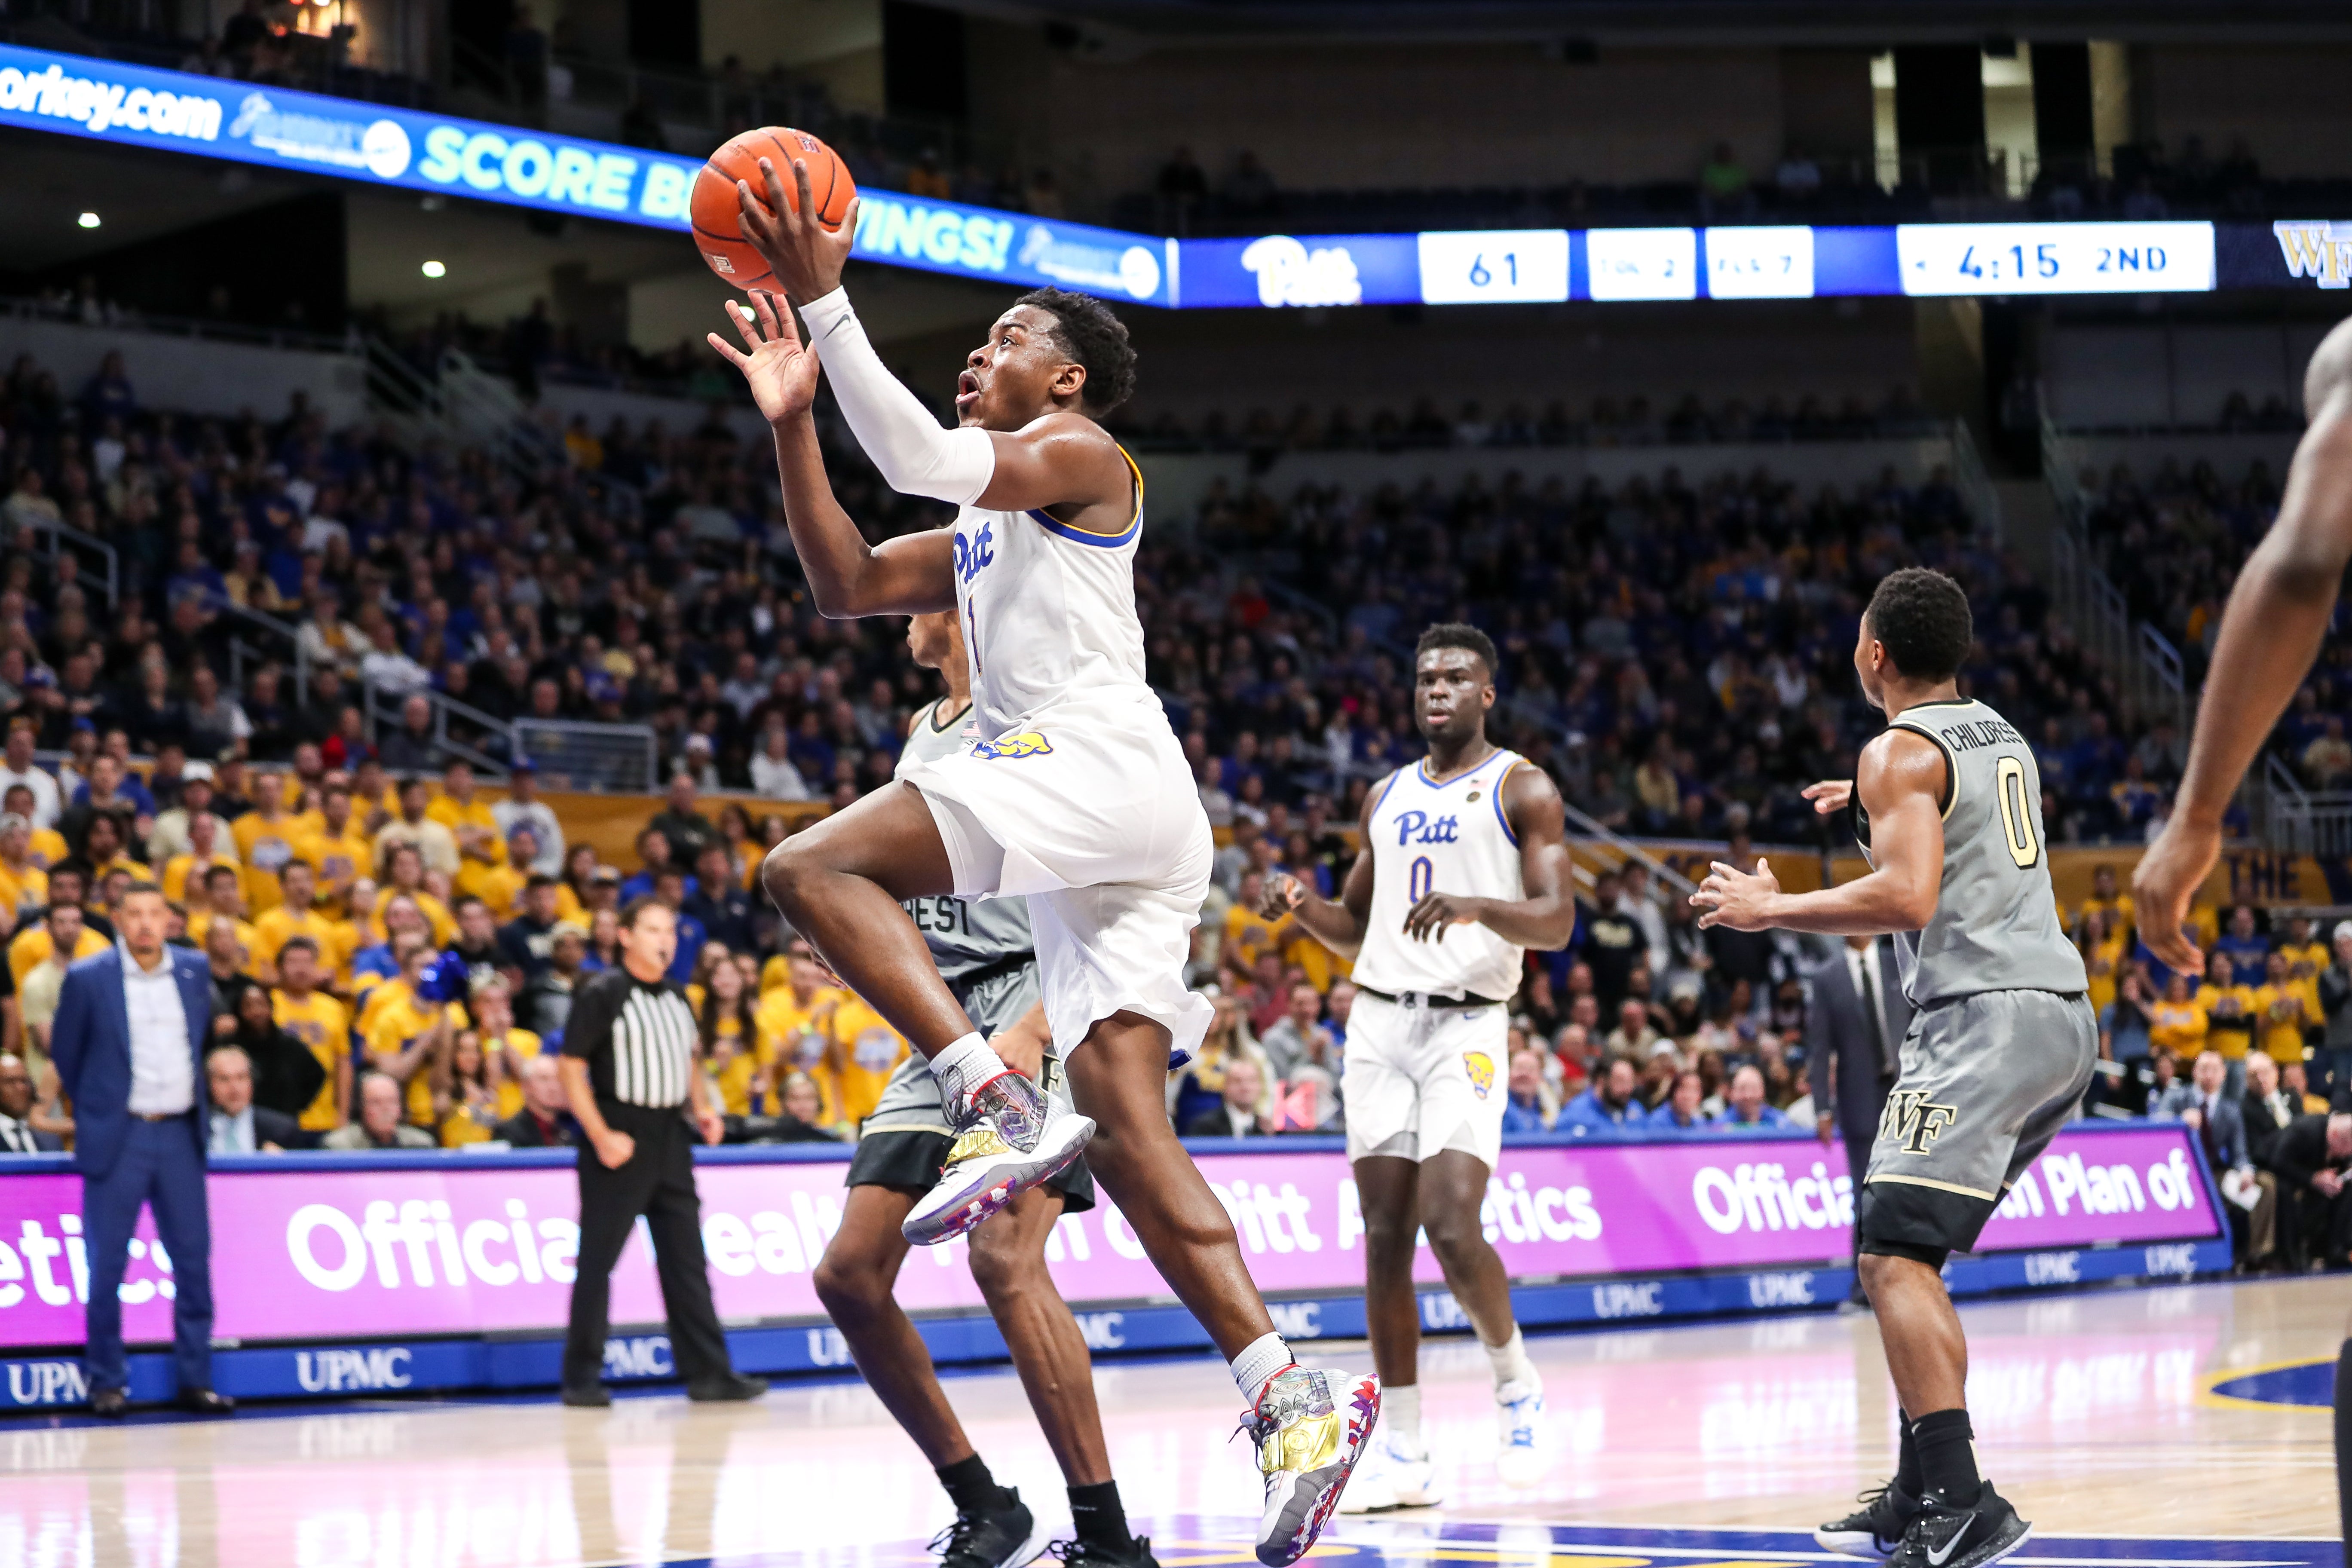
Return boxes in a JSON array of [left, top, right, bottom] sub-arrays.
[[1994, 755, 2039, 868]]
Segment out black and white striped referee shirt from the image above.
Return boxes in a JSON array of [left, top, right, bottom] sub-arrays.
[[560, 968, 700, 1109]]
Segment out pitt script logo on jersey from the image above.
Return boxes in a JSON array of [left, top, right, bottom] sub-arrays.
[[972, 731, 1052, 760], [2275, 220, 2352, 289], [1880, 1090, 1961, 1155], [1462, 1051, 1495, 1099], [953, 520, 995, 582], [1393, 810, 1460, 846]]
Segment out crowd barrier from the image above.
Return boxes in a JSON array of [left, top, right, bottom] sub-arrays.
[[0, 1122, 2225, 1409]]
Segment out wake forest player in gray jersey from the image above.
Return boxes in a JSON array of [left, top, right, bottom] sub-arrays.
[[1693, 569, 2093, 1568], [810, 610, 1151, 1568]]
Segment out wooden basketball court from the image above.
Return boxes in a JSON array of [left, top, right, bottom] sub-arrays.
[[2, 1276, 2340, 1565]]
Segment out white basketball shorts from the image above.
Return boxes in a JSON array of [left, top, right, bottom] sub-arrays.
[[900, 703, 1215, 1062], [1341, 989, 1510, 1167]]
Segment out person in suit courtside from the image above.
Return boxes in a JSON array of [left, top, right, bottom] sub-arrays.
[[49, 880, 233, 1415]]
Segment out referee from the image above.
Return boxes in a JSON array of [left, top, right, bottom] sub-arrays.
[[557, 896, 765, 1406]]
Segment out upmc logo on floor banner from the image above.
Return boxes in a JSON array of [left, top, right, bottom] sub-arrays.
[[0, 1127, 2217, 1349]]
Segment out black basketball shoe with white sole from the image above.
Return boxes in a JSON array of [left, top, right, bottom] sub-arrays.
[[1816, 1481, 1919, 1557], [1887, 1484, 2030, 1568], [931, 1489, 1049, 1568]]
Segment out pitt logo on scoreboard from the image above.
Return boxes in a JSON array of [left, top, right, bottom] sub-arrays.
[[2275, 220, 2352, 289]]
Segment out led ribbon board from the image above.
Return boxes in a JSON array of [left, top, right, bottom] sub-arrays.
[[0, 42, 1177, 306]]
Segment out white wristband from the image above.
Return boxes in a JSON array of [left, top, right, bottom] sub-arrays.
[[797, 288, 994, 506]]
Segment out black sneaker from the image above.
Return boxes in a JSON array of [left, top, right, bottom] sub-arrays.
[[1050, 1536, 1161, 1568], [1816, 1481, 1918, 1557], [560, 1383, 611, 1408], [1888, 1484, 2030, 1568], [931, 1489, 1048, 1568], [687, 1373, 768, 1402]]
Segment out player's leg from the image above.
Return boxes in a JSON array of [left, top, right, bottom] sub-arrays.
[[1342, 1153, 1438, 1513], [968, 1187, 1155, 1568], [760, 783, 974, 1053], [814, 1182, 1048, 1568], [1417, 1148, 1546, 1483], [1063, 1010, 1380, 1567], [769, 782, 1092, 1247]]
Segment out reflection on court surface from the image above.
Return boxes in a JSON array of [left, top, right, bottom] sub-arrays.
[[0, 1277, 2339, 1565]]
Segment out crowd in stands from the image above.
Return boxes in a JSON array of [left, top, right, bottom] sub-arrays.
[[2067, 876, 2352, 1271], [0, 314, 2347, 1265]]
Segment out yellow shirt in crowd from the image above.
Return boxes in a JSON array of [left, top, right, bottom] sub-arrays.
[[273, 989, 352, 1132], [2195, 982, 2258, 1060], [296, 825, 378, 912], [26, 825, 67, 869], [362, 983, 460, 1126], [251, 905, 354, 982], [827, 995, 909, 1127], [9, 926, 107, 986], [0, 859, 47, 921], [485, 1026, 545, 1120], [232, 811, 301, 914], [456, 858, 527, 919], [2149, 999, 2208, 1058], [162, 852, 242, 909], [2083, 935, 2126, 1016]]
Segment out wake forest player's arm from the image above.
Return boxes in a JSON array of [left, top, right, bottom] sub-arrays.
[[1400, 762, 1577, 948], [1692, 730, 1945, 936]]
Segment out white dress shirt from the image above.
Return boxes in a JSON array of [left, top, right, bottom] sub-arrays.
[[0, 1111, 43, 1152], [121, 946, 195, 1116], [208, 1106, 256, 1153]]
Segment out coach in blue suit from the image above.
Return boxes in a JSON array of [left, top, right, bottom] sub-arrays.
[[50, 881, 233, 1416]]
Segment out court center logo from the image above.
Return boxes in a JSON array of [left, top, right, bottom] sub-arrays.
[[1462, 1051, 1494, 1099], [971, 731, 1051, 760], [1880, 1090, 1960, 1155]]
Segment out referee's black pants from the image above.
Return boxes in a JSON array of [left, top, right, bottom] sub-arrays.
[[563, 1099, 736, 1391]]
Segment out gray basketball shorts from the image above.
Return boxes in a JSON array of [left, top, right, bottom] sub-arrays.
[[1857, 987, 2097, 1265], [847, 958, 1093, 1212]]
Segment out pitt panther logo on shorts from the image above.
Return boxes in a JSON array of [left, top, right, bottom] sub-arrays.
[[1880, 1090, 1960, 1155], [972, 731, 1051, 760], [1462, 1051, 1494, 1099]]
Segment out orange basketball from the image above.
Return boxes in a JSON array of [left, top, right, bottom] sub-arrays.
[[690, 126, 855, 292]]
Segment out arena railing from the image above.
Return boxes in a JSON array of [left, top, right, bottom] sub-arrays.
[[15, 513, 119, 608], [2040, 416, 2192, 738]]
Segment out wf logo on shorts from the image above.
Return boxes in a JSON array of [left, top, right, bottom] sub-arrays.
[[1462, 1052, 1494, 1099], [1880, 1090, 1960, 1155], [972, 731, 1051, 760]]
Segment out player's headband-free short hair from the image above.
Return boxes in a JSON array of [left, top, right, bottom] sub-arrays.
[[1013, 288, 1138, 416], [1864, 567, 1973, 683], [1414, 621, 1500, 678], [618, 894, 671, 930]]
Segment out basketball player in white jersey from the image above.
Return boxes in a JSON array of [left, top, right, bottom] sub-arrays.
[[2135, 316, 2352, 1556], [712, 158, 1379, 1566], [1265, 624, 1574, 1506]]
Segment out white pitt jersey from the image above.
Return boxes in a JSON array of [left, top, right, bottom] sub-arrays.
[[1354, 747, 1529, 1002], [949, 447, 1155, 738]]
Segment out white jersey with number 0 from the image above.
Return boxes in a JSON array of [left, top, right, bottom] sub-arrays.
[[1353, 748, 1528, 1002]]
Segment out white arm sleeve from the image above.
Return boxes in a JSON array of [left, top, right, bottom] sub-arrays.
[[794, 288, 995, 506]]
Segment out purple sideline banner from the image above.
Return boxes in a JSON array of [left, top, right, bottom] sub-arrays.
[[0, 1127, 2216, 1349]]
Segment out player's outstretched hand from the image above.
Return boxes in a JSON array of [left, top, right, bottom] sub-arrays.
[[1690, 856, 1782, 931], [707, 291, 818, 425], [1801, 779, 1853, 816], [2134, 812, 2216, 975], [1259, 870, 1306, 919], [1404, 891, 1485, 943], [739, 156, 857, 303]]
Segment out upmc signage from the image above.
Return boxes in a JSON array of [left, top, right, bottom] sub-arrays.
[[0, 1126, 2217, 1351]]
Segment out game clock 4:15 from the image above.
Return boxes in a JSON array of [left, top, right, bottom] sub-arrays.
[[1895, 221, 2217, 297]]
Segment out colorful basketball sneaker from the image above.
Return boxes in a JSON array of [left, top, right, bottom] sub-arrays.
[[1246, 1365, 1382, 1565], [903, 1071, 1093, 1246]]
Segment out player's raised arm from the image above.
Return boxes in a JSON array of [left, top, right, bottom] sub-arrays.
[[1692, 729, 1945, 936], [708, 291, 953, 617], [1400, 763, 1576, 948], [2137, 325, 2352, 968], [737, 158, 1129, 524], [1264, 776, 1383, 960]]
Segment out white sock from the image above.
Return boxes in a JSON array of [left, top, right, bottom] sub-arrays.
[[928, 1032, 1006, 1110], [1231, 1332, 1294, 1405], [1386, 1384, 1427, 1459], [1485, 1327, 1540, 1401]]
